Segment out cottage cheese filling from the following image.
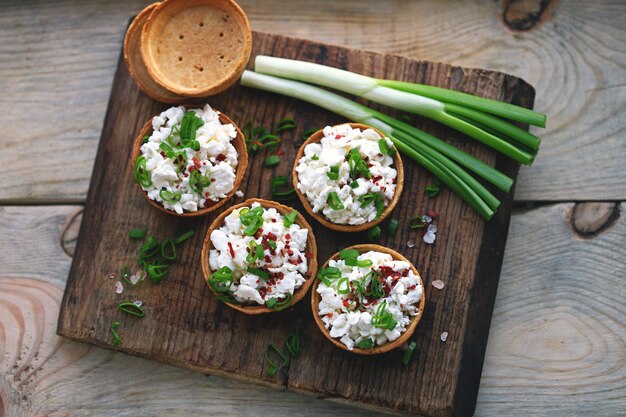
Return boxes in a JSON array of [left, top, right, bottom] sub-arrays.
[[317, 250, 422, 350], [296, 124, 397, 225], [208, 202, 310, 306], [138, 104, 238, 214]]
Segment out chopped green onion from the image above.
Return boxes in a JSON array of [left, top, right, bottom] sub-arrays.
[[246, 241, 261, 263], [356, 337, 374, 349], [302, 128, 319, 141], [133, 156, 152, 187], [179, 111, 204, 144], [243, 216, 263, 236], [371, 301, 397, 330], [311, 154, 319, 160], [159, 189, 181, 203], [409, 215, 427, 230], [189, 169, 211, 193], [268, 240, 277, 250], [174, 230, 194, 245], [128, 228, 146, 240], [142, 135, 150, 144], [367, 226, 381, 242], [110, 321, 122, 346], [348, 148, 371, 179], [378, 138, 395, 156], [366, 270, 385, 299], [147, 262, 169, 283], [275, 117, 297, 132], [402, 341, 417, 365], [159, 142, 176, 158], [208, 266, 233, 293], [118, 301, 145, 317], [266, 293, 293, 311], [318, 266, 342, 287], [270, 175, 296, 201], [336, 277, 350, 294], [265, 155, 281, 167], [140, 236, 160, 258], [120, 264, 134, 286], [283, 210, 297, 227], [358, 193, 376, 207], [265, 343, 289, 377], [160, 238, 177, 261], [425, 178, 441, 197], [387, 219, 399, 235], [285, 334, 302, 357], [327, 192, 344, 210], [345, 258, 373, 267], [327, 165, 340, 180], [349, 181, 359, 189], [339, 249, 360, 260], [247, 267, 269, 280]]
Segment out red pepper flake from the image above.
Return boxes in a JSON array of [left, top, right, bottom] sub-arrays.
[[216, 154, 226, 162], [266, 232, 277, 241], [275, 150, 284, 156], [160, 151, 166, 157], [427, 209, 438, 219], [188, 165, 196, 172], [408, 284, 417, 290], [227, 242, 235, 258], [271, 218, 276, 222], [285, 233, 291, 240], [183, 173, 189, 178], [205, 192, 210, 198], [264, 255, 272, 263], [287, 249, 294, 256], [342, 299, 350, 307], [335, 134, 343, 139], [326, 313, 333, 318], [193, 157, 201, 168], [211, 178, 216, 182], [372, 175, 382, 183]]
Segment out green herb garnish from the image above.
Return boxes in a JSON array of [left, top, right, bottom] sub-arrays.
[[208, 266, 234, 293], [367, 226, 381, 242], [387, 218, 399, 235], [128, 228, 146, 240], [265, 155, 281, 167], [327, 165, 340, 180], [356, 337, 374, 349], [285, 334, 302, 357], [159, 189, 181, 203], [174, 230, 194, 245], [133, 156, 152, 187], [402, 341, 417, 365], [160, 238, 177, 261], [110, 321, 122, 346], [326, 192, 344, 210], [247, 267, 269, 280], [270, 175, 296, 201], [283, 210, 297, 227], [275, 117, 297, 132], [317, 266, 342, 287], [118, 301, 145, 317], [265, 343, 289, 377], [302, 128, 319, 141], [371, 301, 397, 330]]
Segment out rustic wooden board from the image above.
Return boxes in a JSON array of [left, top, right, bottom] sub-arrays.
[[57, 31, 534, 417]]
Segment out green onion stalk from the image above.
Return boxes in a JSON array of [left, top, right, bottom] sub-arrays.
[[253, 56, 544, 165], [240, 71, 505, 220]]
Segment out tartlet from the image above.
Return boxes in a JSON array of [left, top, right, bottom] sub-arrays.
[[140, 0, 253, 97], [312, 244, 425, 354], [201, 198, 318, 314], [293, 123, 404, 232], [131, 104, 248, 216], [123, 3, 186, 103]]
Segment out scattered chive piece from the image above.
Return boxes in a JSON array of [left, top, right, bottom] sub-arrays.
[[159, 189, 181, 203], [283, 210, 298, 227], [110, 321, 121, 346], [265, 343, 289, 377], [266, 297, 278, 309], [327, 192, 344, 210], [387, 218, 399, 235], [160, 238, 177, 261], [285, 334, 302, 357], [146, 262, 169, 283], [275, 117, 297, 132], [268, 240, 277, 250], [118, 301, 145, 317], [425, 177, 441, 197], [349, 181, 359, 189], [336, 277, 350, 294], [371, 301, 397, 330], [409, 215, 427, 230], [302, 128, 319, 141], [174, 230, 194, 245], [133, 156, 152, 187], [142, 135, 150, 144], [128, 228, 146, 240], [402, 341, 417, 365], [311, 154, 319, 160], [247, 267, 270, 280], [317, 266, 342, 287], [267, 294, 293, 311], [378, 138, 395, 156], [367, 226, 381, 242], [265, 155, 281, 167], [356, 337, 374, 350], [270, 175, 296, 201], [120, 264, 133, 286], [345, 258, 373, 267]]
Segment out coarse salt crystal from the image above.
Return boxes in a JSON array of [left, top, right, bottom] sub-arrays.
[[406, 240, 415, 248], [422, 215, 432, 223], [130, 273, 141, 285], [427, 224, 437, 234], [108, 272, 117, 279], [115, 281, 123, 294], [235, 190, 244, 198], [134, 300, 143, 307], [440, 331, 448, 342], [432, 280, 445, 289], [423, 231, 436, 244]]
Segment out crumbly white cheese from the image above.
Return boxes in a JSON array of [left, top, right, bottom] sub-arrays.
[[139, 104, 238, 214], [208, 202, 310, 305], [296, 124, 397, 225], [317, 250, 422, 350]]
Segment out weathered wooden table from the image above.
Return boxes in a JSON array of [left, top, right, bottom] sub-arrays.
[[1, 1, 624, 416]]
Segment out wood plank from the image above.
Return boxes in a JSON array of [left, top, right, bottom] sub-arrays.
[[1, 0, 624, 202], [2, 204, 624, 416], [55, 32, 534, 417]]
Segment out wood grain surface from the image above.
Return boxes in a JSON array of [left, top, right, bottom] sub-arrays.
[[2, 203, 624, 416], [56, 31, 534, 417], [1, 0, 624, 202]]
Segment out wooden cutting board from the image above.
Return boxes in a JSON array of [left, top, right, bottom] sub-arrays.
[[58, 31, 534, 417]]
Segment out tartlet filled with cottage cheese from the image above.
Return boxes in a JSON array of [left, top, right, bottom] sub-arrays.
[[132, 104, 248, 216], [294, 123, 403, 232], [201, 198, 318, 314], [312, 244, 425, 354]]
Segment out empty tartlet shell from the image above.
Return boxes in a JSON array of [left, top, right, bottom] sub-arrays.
[[131, 108, 248, 217], [201, 198, 318, 314], [140, 0, 253, 97], [311, 244, 425, 355], [292, 123, 404, 232], [123, 3, 187, 103]]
